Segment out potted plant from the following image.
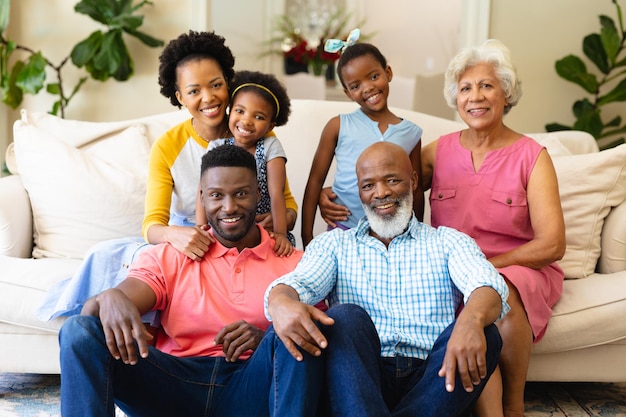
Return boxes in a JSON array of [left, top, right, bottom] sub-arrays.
[[545, 0, 626, 150], [0, 0, 163, 118], [265, 8, 369, 82]]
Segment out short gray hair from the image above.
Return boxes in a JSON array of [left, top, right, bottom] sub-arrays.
[[443, 39, 522, 115]]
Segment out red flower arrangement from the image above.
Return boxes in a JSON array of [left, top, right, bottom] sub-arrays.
[[283, 37, 340, 76], [269, 10, 367, 78]]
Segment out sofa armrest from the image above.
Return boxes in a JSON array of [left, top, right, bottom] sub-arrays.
[[0, 174, 33, 258], [598, 201, 626, 274], [555, 130, 599, 155]]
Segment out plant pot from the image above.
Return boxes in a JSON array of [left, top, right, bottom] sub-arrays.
[[325, 62, 337, 87], [284, 57, 309, 75]]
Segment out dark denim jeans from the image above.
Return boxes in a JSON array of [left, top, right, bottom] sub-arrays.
[[319, 304, 502, 417], [59, 315, 322, 417]]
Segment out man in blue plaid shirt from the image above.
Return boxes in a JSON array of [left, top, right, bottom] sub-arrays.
[[265, 142, 510, 417]]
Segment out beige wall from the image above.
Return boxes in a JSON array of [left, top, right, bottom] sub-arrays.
[[356, 0, 462, 75], [490, 0, 626, 135], [0, 0, 195, 172], [2, 0, 624, 172], [11, 0, 191, 121]]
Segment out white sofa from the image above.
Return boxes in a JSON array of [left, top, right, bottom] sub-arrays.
[[1, 100, 626, 382]]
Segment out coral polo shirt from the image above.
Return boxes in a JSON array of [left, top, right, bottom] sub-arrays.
[[128, 226, 302, 359]]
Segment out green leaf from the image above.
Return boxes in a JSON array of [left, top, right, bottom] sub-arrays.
[[46, 83, 60, 94], [74, 0, 117, 26], [15, 53, 46, 94], [583, 33, 610, 74], [91, 30, 133, 81], [599, 15, 621, 64], [545, 122, 573, 132], [2, 61, 25, 109], [114, 14, 143, 31], [599, 123, 626, 138], [0, 0, 10, 33], [109, 35, 133, 81], [71, 31, 104, 67], [84, 61, 110, 82], [50, 100, 61, 116], [92, 30, 122, 74], [555, 55, 599, 93], [123, 28, 163, 47], [572, 100, 603, 138], [605, 114, 622, 127], [598, 77, 626, 105]]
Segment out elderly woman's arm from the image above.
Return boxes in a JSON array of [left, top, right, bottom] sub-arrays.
[[489, 149, 566, 269]]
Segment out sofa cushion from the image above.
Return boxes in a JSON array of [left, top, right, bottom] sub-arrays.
[[599, 202, 626, 274], [533, 271, 626, 353], [13, 116, 151, 259], [0, 255, 77, 332], [552, 144, 626, 278], [525, 132, 573, 156]]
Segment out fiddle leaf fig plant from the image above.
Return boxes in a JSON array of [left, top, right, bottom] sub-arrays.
[[0, 0, 163, 118], [545, 0, 626, 149]]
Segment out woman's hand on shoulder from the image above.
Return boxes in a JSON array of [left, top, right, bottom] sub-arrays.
[[167, 224, 214, 261]]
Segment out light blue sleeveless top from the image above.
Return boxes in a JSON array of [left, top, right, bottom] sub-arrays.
[[333, 108, 422, 228]]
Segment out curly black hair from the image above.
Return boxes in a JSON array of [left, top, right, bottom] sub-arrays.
[[201, 143, 257, 178], [158, 30, 236, 108], [229, 70, 291, 127], [336, 43, 388, 89]]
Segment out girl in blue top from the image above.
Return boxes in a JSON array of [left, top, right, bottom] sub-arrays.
[[301, 41, 423, 247]]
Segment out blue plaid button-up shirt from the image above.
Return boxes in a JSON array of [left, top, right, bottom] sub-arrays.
[[266, 216, 509, 359]]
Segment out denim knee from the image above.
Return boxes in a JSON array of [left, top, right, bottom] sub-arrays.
[[59, 315, 103, 349], [326, 303, 370, 324], [324, 303, 378, 344]]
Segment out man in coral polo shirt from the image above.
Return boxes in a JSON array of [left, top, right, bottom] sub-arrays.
[[59, 145, 322, 417]]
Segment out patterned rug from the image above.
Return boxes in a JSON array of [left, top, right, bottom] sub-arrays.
[[1, 373, 625, 416]]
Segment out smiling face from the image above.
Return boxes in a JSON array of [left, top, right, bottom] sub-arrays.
[[175, 57, 230, 141], [200, 165, 260, 250], [228, 90, 276, 152], [340, 54, 393, 114], [456, 62, 508, 131], [356, 142, 417, 243]]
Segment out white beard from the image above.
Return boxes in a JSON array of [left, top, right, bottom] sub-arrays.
[[362, 192, 413, 239]]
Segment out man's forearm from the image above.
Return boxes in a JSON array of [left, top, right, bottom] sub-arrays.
[[462, 286, 504, 327], [269, 284, 300, 305]]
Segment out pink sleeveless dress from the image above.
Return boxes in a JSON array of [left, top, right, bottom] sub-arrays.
[[430, 132, 563, 342]]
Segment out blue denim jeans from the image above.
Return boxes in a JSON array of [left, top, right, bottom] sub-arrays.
[[318, 304, 502, 417], [59, 315, 323, 417]]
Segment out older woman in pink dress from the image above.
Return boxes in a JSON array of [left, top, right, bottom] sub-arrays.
[[421, 39, 566, 417]]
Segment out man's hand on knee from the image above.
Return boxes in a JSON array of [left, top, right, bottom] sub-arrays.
[[268, 285, 334, 361]]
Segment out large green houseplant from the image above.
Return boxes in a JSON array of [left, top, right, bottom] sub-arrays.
[[0, 0, 163, 118], [545, 0, 626, 149]]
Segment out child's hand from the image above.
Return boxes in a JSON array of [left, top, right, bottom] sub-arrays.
[[256, 212, 274, 232], [319, 187, 350, 227], [270, 232, 294, 257]]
